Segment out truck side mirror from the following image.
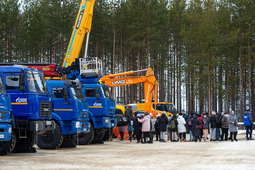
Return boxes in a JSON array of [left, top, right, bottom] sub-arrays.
[[96, 88, 100, 98], [19, 73, 26, 91], [63, 87, 69, 100]]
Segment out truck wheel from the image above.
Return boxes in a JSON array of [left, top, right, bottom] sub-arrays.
[[0, 132, 16, 156], [102, 128, 113, 141], [12, 131, 35, 153], [77, 125, 94, 145], [92, 131, 105, 144], [37, 124, 63, 149], [60, 134, 77, 148]]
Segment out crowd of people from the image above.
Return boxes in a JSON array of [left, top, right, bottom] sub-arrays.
[[120, 109, 254, 143]]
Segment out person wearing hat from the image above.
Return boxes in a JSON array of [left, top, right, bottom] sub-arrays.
[[244, 109, 254, 140], [159, 111, 168, 142]]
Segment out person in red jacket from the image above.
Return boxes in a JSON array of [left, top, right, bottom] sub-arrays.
[[197, 113, 203, 139]]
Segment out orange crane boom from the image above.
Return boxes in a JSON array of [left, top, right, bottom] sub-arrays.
[[100, 68, 158, 116]]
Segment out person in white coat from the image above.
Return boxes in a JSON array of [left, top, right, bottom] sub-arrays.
[[177, 113, 187, 142]]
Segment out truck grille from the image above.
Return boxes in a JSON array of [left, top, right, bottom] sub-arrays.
[[39, 101, 52, 118], [0, 111, 8, 120], [80, 112, 89, 119], [109, 110, 115, 117]]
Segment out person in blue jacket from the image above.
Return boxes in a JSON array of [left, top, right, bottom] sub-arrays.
[[244, 109, 254, 140]]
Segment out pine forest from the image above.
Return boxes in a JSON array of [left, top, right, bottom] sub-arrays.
[[0, 0, 255, 119]]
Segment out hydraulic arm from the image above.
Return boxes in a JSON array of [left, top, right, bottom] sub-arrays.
[[100, 68, 158, 116]]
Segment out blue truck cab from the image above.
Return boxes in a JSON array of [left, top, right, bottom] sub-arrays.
[[37, 80, 90, 149], [0, 66, 55, 153], [0, 77, 13, 155], [77, 83, 116, 144]]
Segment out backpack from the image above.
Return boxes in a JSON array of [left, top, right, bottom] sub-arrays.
[[170, 119, 176, 129], [216, 116, 221, 125], [188, 118, 192, 126]]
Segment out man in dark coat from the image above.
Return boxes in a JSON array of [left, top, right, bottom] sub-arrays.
[[133, 112, 142, 143], [210, 111, 217, 141], [192, 114, 201, 142], [215, 113, 222, 141], [154, 113, 161, 141], [159, 111, 168, 142]]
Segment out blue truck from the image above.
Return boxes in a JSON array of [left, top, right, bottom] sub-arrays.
[[0, 66, 55, 153], [0, 77, 14, 155], [37, 79, 90, 149], [77, 83, 116, 144]]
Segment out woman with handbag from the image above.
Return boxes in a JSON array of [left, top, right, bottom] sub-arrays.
[[229, 110, 238, 142]]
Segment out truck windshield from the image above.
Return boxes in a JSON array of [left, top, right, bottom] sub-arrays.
[[70, 87, 85, 101], [165, 104, 177, 114], [101, 86, 112, 99], [0, 78, 6, 94], [27, 71, 48, 93]]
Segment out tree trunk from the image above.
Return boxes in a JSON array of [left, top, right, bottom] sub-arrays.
[[239, 23, 244, 120], [8, 16, 12, 62], [218, 64, 223, 113], [248, 25, 252, 111], [208, 57, 211, 115]]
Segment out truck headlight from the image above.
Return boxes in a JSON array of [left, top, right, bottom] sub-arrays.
[[9, 127, 12, 133], [104, 118, 110, 124], [75, 121, 81, 128]]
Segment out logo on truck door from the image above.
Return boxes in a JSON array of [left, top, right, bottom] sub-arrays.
[[15, 97, 27, 103]]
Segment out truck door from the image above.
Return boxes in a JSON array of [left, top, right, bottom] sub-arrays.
[[4, 73, 29, 118], [0, 78, 10, 122], [84, 87, 104, 117], [52, 87, 73, 120]]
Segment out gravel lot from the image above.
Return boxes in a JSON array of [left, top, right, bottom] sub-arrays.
[[1, 133, 255, 170]]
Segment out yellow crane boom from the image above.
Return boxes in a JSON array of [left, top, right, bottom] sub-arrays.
[[63, 0, 96, 68]]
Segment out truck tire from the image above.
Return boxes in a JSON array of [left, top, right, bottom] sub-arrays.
[[60, 134, 77, 148], [77, 125, 94, 145], [12, 131, 35, 153], [0, 132, 16, 156], [92, 131, 105, 144], [37, 124, 63, 149], [102, 128, 113, 141]]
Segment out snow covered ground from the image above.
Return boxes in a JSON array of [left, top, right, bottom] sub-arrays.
[[1, 133, 255, 169]]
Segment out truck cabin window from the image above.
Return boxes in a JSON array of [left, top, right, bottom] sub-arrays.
[[101, 86, 112, 99], [0, 78, 7, 94], [85, 88, 95, 97], [6, 75, 20, 90], [70, 87, 85, 101], [52, 87, 69, 98], [27, 71, 48, 93]]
